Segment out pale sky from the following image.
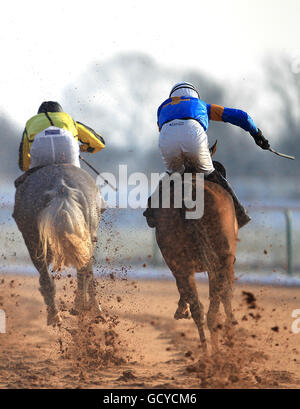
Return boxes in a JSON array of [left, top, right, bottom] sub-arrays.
[[1, 0, 299, 127]]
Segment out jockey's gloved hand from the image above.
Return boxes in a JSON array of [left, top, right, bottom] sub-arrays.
[[80, 144, 95, 153], [252, 128, 270, 150]]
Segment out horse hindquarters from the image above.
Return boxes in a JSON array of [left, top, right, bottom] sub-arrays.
[[38, 179, 93, 272], [13, 165, 101, 325]]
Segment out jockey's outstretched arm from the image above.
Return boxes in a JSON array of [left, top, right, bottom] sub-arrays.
[[76, 122, 106, 153], [207, 104, 270, 150]]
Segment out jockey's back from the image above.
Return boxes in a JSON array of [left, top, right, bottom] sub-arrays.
[[25, 112, 78, 143], [19, 103, 105, 171], [157, 96, 259, 136]]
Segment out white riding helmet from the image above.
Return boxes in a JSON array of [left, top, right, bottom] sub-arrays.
[[169, 82, 199, 98]]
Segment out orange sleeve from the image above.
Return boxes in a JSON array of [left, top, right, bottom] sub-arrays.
[[210, 104, 224, 121]]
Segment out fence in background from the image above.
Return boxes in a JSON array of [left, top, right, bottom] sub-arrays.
[[247, 205, 300, 275], [150, 205, 300, 275], [1, 204, 300, 275]]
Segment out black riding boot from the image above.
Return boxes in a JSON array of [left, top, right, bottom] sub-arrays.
[[205, 170, 251, 229], [143, 206, 156, 228], [143, 187, 160, 228], [143, 173, 171, 228]]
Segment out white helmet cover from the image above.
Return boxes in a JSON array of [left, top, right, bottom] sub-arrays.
[[169, 82, 199, 98]]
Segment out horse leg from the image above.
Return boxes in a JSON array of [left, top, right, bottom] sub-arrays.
[[174, 295, 191, 320], [218, 256, 237, 340], [39, 265, 62, 326], [25, 239, 61, 326], [75, 259, 101, 316], [87, 266, 102, 316], [74, 269, 89, 313], [30, 256, 60, 326], [174, 273, 207, 352], [207, 272, 221, 354], [208, 256, 237, 352]]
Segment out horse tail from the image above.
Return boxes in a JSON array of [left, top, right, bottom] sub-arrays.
[[38, 179, 92, 271]]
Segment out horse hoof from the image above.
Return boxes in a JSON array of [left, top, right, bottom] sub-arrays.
[[47, 311, 62, 327], [69, 308, 79, 316], [89, 303, 103, 315], [86, 303, 105, 322], [174, 309, 191, 320]]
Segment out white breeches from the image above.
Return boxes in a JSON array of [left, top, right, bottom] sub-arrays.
[[30, 126, 80, 169], [158, 119, 214, 175]]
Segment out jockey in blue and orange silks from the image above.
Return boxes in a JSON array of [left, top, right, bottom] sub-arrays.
[[144, 82, 270, 229]]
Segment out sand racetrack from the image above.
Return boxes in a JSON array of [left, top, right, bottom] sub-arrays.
[[0, 273, 300, 389]]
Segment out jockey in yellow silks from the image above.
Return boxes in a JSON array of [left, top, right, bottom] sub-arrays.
[[19, 101, 105, 171]]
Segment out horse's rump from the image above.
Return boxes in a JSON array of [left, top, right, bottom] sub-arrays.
[[155, 176, 237, 274], [13, 164, 101, 271], [38, 178, 92, 270]]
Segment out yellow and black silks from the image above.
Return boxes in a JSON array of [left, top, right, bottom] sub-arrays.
[[18, 112, 105, 171]]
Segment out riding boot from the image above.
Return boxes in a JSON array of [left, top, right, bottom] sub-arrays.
[[143, 205, 156, 228], [143, 173, 171, 228], [205, 170, 251, 229], [143, 185, 161, 228]]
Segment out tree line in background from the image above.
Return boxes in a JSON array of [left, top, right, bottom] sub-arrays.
[[1, 53, 299, 189]]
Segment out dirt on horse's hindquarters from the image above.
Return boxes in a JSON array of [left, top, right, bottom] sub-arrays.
[[0, 274, 300, 389]]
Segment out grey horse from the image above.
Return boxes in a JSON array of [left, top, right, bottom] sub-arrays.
[[13, 164, 103, 326]]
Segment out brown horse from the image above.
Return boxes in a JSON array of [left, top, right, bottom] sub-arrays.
[[154, 174, 238, 354]]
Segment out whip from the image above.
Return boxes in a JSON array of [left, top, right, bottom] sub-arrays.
[[268, 147, 295, 160], [79, 155, 118, 191]]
